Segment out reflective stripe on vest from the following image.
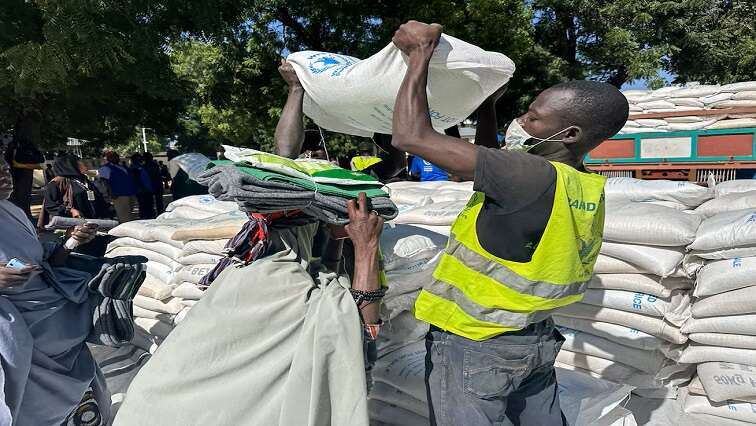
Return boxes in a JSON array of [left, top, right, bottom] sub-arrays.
[[414, 161, 606, 341]]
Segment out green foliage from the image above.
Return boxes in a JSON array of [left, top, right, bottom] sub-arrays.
[[1, 0, 754, 159]]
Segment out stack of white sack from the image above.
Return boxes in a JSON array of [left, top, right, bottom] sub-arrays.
[[369, 223, 448, 425], [386, 180, 473, 236], [106, 195, 247, 352], [678, 182, 756, 423], [620, 81, 756, 134], [555, 178, 713, 399]]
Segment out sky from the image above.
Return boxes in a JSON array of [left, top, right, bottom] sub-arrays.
[[621, 70, 676, 90]]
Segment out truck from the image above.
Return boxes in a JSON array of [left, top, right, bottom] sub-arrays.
[[586, 107, 756, 183]]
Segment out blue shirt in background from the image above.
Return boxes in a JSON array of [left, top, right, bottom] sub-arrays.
[[410, 156, 448, 182]]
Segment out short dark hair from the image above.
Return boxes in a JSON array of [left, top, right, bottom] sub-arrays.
[[549, 81, 629, 146]]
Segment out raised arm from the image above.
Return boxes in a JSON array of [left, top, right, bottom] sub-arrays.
[[474, 85, 507, 149], [390, 21, 480, 181], [274, 59, 306, 159]]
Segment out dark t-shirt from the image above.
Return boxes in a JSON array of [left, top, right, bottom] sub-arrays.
[[473, 148, 557, 263]]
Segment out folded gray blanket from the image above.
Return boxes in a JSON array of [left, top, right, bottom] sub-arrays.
[[65, 253, 147, 347], [196, 166, 398, 224]]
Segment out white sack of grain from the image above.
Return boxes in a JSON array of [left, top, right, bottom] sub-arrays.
[[556, 303, 687, 344], [671, 98, 706, 107], [134, 317, 174, 340], [370, 382, 427, 418], [369, 400, 428, 426], [589, 274, 691, 298], [695, 191, 756, 218], [715, 180, 756, 198], [137, 273, 174, 300], [171, 282, 207, 301], [143, 261, 174, 285], [721, 82, 756, 92], [637, 101, 676, 111], [181, 239, 230, 257], [733, 91, 756, 101], [707, 118, 756, 129], [177, 253, 224, 265], [682, 314, 756, 336], [662, 120, 720, 131], [604, 177, 712, 207], [695, 257, 756, 297], [107, 237, 183, 260], [684, 393, 756, 424], [635, 118, 669, 127], [600, 242, 686, 277], [711, 100, 756, 109], [170, 211, 250, 241], [702, 93, 734, 104], [593, 255, 649, 274], [394, 200, 467, 226], [553, 316, 664, 351], [106, 246, 182, 272], [580, 288, 690, 326], [133, 295, 184, 315], [604, 201, 702, 246], [559, 328, 679, 376], [666, 115, 727, 123], [697, 362, 756, 403], [165, 194, 240, 215], [389, 189, 434, 207], [287, 35, 515, 136], [380, 224, 448, 274], [679, 345, 756, 368], [692, 285, 756, 318], [133, 306, 175, 322], [688, 209, 756, 253], [556, 351, 666, 390], [173, 264, 216, 285], [669, 86, 721, 98], [689, 333, 756, 350], [372, 340, 427, 403]]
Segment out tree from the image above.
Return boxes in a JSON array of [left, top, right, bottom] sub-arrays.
[[0, 0, 245, 151]]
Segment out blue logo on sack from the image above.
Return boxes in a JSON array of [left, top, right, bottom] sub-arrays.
[[307, 53, 355, 77]]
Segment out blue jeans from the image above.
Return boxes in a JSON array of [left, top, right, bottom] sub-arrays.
[[424, 318, 566, 426]]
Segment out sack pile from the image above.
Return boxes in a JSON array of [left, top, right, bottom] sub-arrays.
[[620, 81, 756, 134], [555, 178, 713, 399], [386, 180, 472, 235], [678, 183, 756, 422], [369, 223, 448, 425], [106, 195, 247, 351]]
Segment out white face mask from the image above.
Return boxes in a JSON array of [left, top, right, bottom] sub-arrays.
[[503, 119, 573, 153]]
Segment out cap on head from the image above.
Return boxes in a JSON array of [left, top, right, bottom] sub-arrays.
[[358, 141, 373, 154]]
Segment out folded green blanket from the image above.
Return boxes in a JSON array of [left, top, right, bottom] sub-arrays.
[[221, 145, 383, 186]]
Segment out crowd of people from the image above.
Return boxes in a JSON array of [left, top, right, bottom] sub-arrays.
[[0, 20, 634, 426]]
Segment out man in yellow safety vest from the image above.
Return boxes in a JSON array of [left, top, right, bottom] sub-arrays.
[[390, 21, 629, 425], [350, 142, 383, 172]]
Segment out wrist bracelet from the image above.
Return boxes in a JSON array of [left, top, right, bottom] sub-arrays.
[[349, 287, 386, 307]]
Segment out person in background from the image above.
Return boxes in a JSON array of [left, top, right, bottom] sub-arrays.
[[129, 153, 156, 219], [44, 163, 55, 183], [0, 153, 107, 425], [142, 152, 165, 214], [159, 160, 171, 190], [3, 137, 45, 218], [409, 155, 448, 181], [97, 150, 138, 223], [391, 21, 628, 426], [350, 142, 382, 172], [166, 149, 208, 201], [40, 155, 110, 224]]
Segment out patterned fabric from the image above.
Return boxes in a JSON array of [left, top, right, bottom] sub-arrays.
[[199, 211, 302, 286], [63, 388, 103, 426]]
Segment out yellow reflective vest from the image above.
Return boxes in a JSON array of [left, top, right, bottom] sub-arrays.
[[350, 156, 382, 172], [414, 161, 607, 341]]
